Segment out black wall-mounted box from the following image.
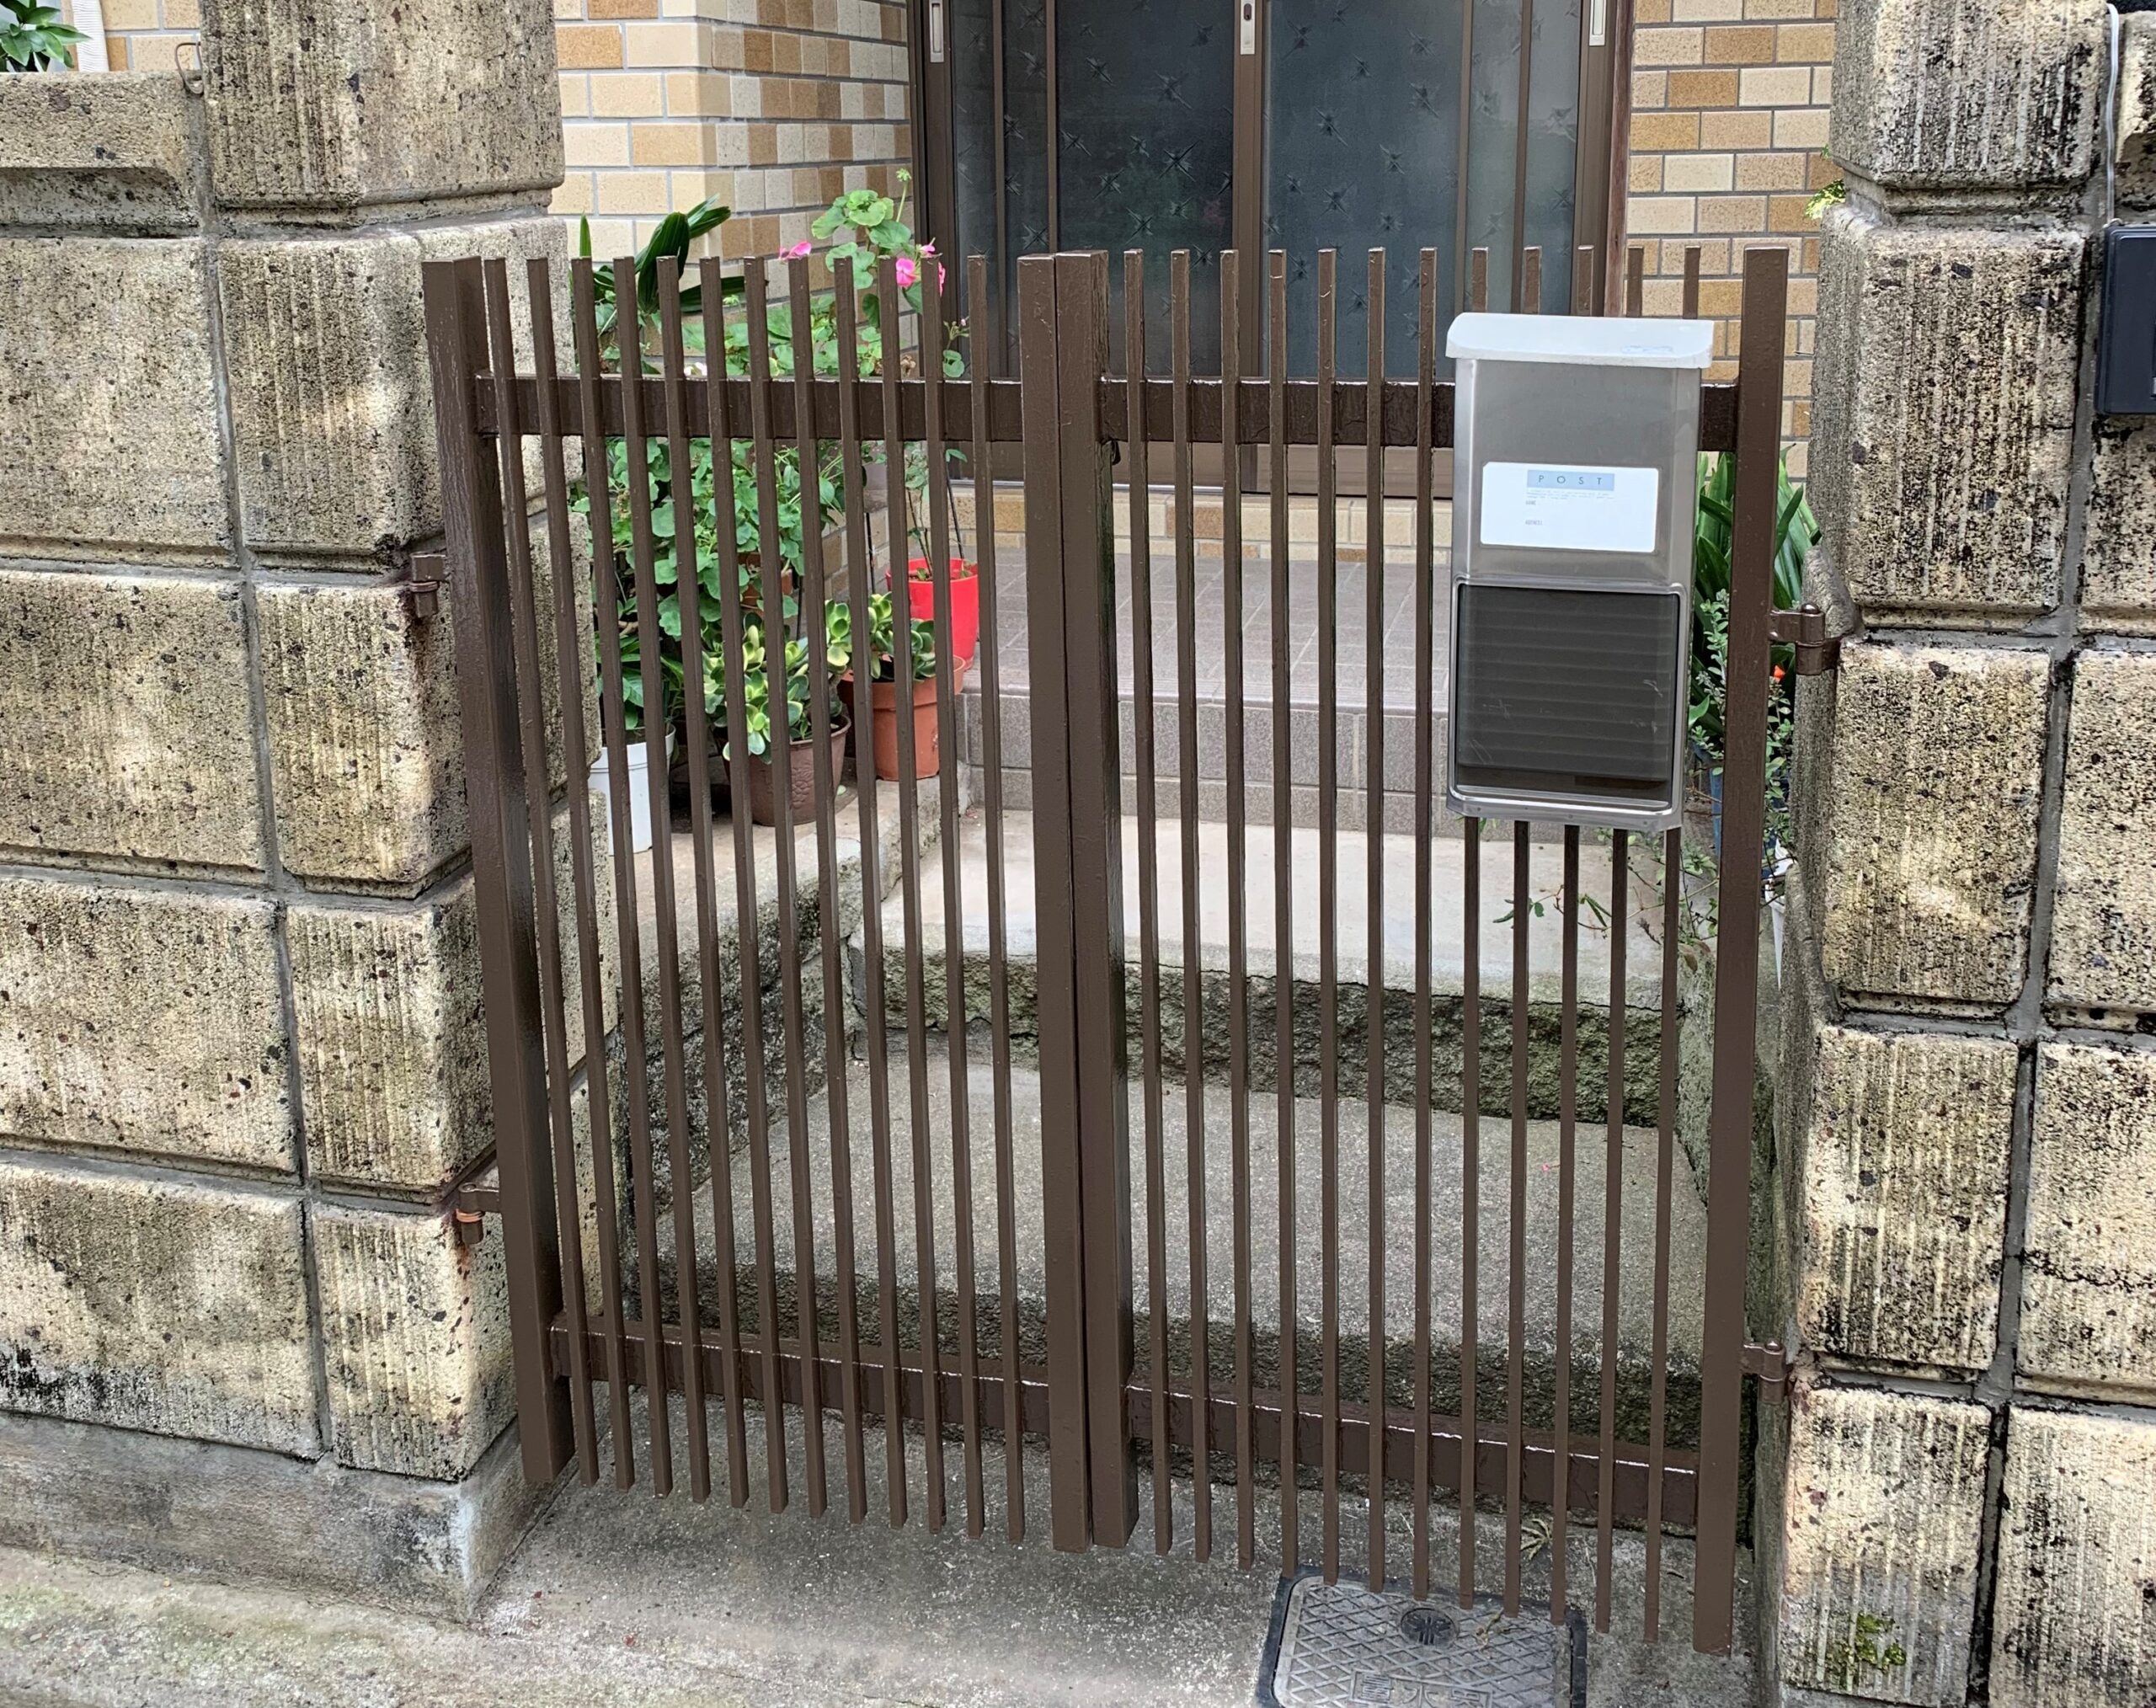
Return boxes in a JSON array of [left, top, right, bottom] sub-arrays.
[[2097, 225, 2156, 416]]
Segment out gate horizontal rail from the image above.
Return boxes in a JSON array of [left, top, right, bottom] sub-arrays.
[[425, 235, 1786, 1660]]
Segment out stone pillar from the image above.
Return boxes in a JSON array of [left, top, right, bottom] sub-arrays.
[[1769, 3, 2156, 1705], [0, 3, 589, 1617]]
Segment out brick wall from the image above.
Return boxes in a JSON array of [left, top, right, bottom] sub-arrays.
[[1625, 1, 1837, 475], [77, 0, 196, 70], [552, 0, 913, 262]]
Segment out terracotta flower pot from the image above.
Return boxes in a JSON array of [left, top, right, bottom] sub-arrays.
[[867, 675, 947, 781], [741, 715, 851, 826], [905, 558, 981, 665]]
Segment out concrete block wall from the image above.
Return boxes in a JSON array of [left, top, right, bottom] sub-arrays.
[[1769, 3, 2156, 1705], [0, 6, 590, 1617], [551, 0, 914, 260]]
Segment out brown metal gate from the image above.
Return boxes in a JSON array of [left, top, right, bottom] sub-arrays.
[[423, 236, 1790, 1656]]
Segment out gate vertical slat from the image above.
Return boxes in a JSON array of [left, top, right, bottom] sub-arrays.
[[876, 249, 944, 1535], [1169, 248, 1210, 1566], [1314, 245, 1342, 1587], [1363, 244, 1390, 1593], [689, 259, 753, 1510], [480, 259, 597, 1488], [1505, 821, 1529, 1615], [828, 264, 909, 1527], [1410, 245, 1439, 1606], [1460, 241, 1491, 1615], [419, 258, 573, 1486], [611, 262, 689, 1497], [652, 260, 714, 1504], [1056, 252, 1135, 1551], [1552, 825, 1582, 1617], [1265, 248, 1299, 1578], [1017, 252, 1093, 1552], [965, 252, 1027, 1541], [1596, 832, 1630, 1631], [1125, 250, 1172, 1556], [785, 254, 865, 1521], [526, 254, 621, 1486], [1693, 243, 1790, 1656]]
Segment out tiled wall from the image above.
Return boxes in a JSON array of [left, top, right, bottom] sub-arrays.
[[552, 0, 913, 262], [76, 0, 196, 70], [1625, 0, 1838, 473]]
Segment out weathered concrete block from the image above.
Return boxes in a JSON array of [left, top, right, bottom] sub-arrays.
[[0, 1160, 316, 1455], [1814, 640, 2052, 1011], [1796, 1024, 2015, 1374], [0, 238, 226, 559], [2020, 1043, 2156, 1394], [257, 579, 465, 890], [216, 216, 569, 562], [1830, 0, 2105, 195], [0, 877, 291, 1171], [1989, 1406, 2156, 1708], [2079, 419, 2156, 630], [200, 0, 562, 218], [1808, 206, 2083, 621], [287, 797, 615, 1192], [314, 1204, 513, 1480], [0, 72, 200, 233], [2051, 652, 2156, 1015], [0, 569, 260, 872], [1778, 1380, 1992, 1705], [2115, 15, 2156, 213]]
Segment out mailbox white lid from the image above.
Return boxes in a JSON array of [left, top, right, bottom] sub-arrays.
[[1447, 312, 1715, 370]]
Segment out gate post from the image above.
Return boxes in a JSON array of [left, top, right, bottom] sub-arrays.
[[1019, 253, 1136, 1549], [1691, 243, 1787, 1652], [420, 259, 573, 1483]]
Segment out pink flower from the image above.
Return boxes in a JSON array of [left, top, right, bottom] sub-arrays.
[[894, 254, 918, 287], [783, 239, 814, 259]]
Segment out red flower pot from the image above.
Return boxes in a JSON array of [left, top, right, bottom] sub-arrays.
[[905, 558, 980, 666]]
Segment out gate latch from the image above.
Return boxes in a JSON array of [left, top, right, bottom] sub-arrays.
[[1769, 603, 1839, 677], [1743, 1340, 1794, 1405], [451, 1164, 500, 1248]]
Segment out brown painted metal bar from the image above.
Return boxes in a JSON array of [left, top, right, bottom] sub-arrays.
[[1454, 0, 1477, 319], [1460, 813, 1481, 1609], [1019, 252, 1091, 1552], [1469, 248, 1489, 317], [648, 263, 712, 1503], [526, 255, 618, 1486], [878, 252, 945, 1536], [1505, 823, 1528, 1614], [1410, 247, 1438, 1606], [420, 259, 572, 1485], [917, 259, 985, 1539], [1510, 0, 1536, 311], [1363, 245, 1389, 1593], [693, 258, 753, 1508], [1627, 245, 1646, 318], [485, 373, 1749, 456], [831, 263, 909, 1529], [719, 261, 789, 1513], [1126, 1388, 1700, 1528], [1315, 246, 1342, 1586], [609, 254, 678, 1497], [1170, 248, 1210, 1564], [1267, 249, 1299, 1578], [1126, 250, 1171, 1556], [787, 254, 864, 1522], [1645, 824, 1682, 1637], [565, 259, 645, 1490], [1552, 825, 1581, 1619], [1694, 243, 1789, 1657], [481, 260, 595, 1487], [1595, 831, 1630, 1631], [1219, 250, 1256, 1573], [970, 253, 1026, 1542], [1684, 246, 1702, 319]]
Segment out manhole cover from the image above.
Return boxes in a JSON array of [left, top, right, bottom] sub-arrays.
[[1257, 1569, 1587, 1707]]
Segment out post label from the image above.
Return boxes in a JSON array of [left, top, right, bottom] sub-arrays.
[[1478, 462, 1660, 554]]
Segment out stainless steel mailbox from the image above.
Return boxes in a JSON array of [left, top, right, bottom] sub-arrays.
[[1445, 312, 1715, 834]]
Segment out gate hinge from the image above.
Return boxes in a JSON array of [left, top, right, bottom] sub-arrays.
[[405, 551, 446, 619], [449, 1161, 500, 1248], [1743, 1340, 1794, 1404], [1769, 604, 1839, 677]]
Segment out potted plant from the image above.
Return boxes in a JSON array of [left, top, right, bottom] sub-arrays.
[[856, 590, 957, 782], [707, 602, 852, 826], [1, 2, 86, 69]]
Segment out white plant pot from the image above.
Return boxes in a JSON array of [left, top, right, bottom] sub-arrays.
[[592, 732, 673, 855]]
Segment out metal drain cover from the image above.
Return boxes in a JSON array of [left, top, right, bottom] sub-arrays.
[[1256, 1570, 1586, 1707]]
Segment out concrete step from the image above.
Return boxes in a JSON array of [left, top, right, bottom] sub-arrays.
[[848, 806, 1684, 1125], [656, 1048, 1707, 1453]]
